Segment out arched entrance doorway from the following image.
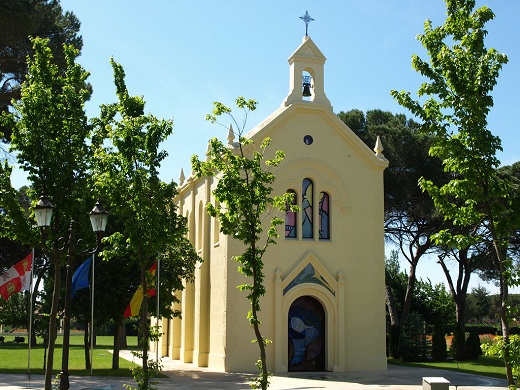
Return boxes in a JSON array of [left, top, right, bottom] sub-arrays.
[[288, 295, 325, 371]]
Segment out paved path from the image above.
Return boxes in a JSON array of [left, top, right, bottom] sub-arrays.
[[0, 353, 509, 389]]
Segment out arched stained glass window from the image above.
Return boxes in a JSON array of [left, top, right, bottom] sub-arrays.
[[302, 178, 313, 238], [285, 190, 297, 238], [319, 192, 330, 239]]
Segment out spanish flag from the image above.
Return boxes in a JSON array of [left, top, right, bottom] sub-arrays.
[[123, 263, 157, 318]]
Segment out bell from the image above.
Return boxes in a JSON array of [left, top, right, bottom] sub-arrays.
[[302, 83, 312, 97]]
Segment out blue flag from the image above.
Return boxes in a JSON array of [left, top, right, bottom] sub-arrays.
[[72, 257, 92, 298]]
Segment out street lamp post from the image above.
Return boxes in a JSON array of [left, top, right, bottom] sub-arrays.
[[34, 194, 108, 390]]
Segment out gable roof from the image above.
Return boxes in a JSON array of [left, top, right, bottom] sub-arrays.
[[246, 101, 389, 170]]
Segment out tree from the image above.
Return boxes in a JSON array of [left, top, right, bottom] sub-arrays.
[[2, 37, 92, 390], [91, 58, 199, 390], [390, 0, 515, 384], [466, 286, 492, 323], [398, 311, 428, 362], [192, 97, 295, 390], [384, 249, 455, 358], [476, 162, 520, 285], [0, 0, 82, 142], [384, 250, 406, 357]]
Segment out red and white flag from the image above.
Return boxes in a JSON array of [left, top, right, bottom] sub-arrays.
[[0, 253, 33, 301]]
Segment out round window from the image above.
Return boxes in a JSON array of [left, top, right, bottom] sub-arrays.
[[303, 135, 313, 145]]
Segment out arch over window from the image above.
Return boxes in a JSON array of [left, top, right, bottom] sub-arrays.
[[319, 192, 330, 240], [302, 178, 313, 238], [285, 190, 297, 238]]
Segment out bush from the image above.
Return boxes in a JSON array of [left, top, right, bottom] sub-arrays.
[[398, 312, 429, 361], [465, 325, 499, 335], [466, 331, 482, 360], [445, 324, 498, 335], [450, 326, 466, 360], [431, 318, 447, 361], [510, 327, 520, 335]]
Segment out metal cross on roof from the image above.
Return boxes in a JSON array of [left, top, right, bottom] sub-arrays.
[[300, 11, 314, 36]]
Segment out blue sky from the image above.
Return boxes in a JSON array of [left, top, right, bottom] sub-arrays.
[[10, 0, 520, 293]]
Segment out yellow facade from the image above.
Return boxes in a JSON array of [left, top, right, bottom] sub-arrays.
[[155, 36, 388, 373]]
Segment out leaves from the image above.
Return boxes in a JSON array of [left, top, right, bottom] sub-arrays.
[[392, 1, 517, 384], [192, 97, 294, 389], [91, 59, 199, 389], [91, 58, 198, 287]]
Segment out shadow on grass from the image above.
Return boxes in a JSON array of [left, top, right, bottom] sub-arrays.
[[388, 356, 506, 380]]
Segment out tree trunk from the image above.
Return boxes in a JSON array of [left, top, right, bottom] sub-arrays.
[[250, 238, 268, 390], [385, 284, 400, 358], [453, 283, 468, 361], [438, 250, 471, 361], [118, 320, 127, 349], [112, 318, 120, 370], [385, 284, 399, 326], [399, 241, 429, 328], [497, 249, 514, 385], [399, 263, 417, 327], [44, 260, 61, 390], [112, 317, 126, 369], [252, 307, 268, 390], [485, 204, 514, 387]]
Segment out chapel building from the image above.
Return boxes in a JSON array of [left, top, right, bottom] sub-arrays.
[[155, 35, 389, 373]]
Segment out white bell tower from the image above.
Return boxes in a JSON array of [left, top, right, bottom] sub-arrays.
[[283, 35, 333, 111]]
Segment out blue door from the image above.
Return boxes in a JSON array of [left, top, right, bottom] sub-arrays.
[[288, 296, 325, 371]]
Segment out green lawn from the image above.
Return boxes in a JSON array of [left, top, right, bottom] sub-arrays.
[[1, 335, 509, 381], [388, 356, 508, 380], [0, 334, 139, 376]]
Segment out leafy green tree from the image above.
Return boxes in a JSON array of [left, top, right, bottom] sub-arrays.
[[391, 0, 515, 384], [466, 285, 492, 323], [0, 291, 29, 331], [192, 97, 296, 390], [3, 36, 92, 389], [415, 280, 455, 326], [0, 0, 82, 143], [0, 162, 34, 249], [384, 250, 455, 358], [483, 335, 520, 386], [398, 311, 428, 362], [91, 58, 199, 390], [476, 163, 520, 286]]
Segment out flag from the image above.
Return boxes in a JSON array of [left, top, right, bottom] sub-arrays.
[[0, 253, 33, 301], [72, 257, 92, 298], [124, 263, 157, 318]]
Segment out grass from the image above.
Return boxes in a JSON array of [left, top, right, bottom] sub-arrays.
[[388, 356, 508, 380], [2, 334, 509, 382], [0, 334, 139, 376]]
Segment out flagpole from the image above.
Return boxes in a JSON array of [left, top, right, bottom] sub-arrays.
[[156, 257, 160, 376], [28, 249, 34, 375], [90, 252, 95, 375]]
